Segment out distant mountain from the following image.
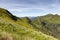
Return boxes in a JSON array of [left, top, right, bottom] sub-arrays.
[[31, 14, 60, 39], [0, 8, 58, 40]]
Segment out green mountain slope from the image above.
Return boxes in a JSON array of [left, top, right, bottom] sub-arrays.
[[31, 14, 60, 40], [0, 8, 58, 40]]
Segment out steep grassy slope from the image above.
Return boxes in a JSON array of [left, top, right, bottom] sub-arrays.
[[0, 8, 58, 40]]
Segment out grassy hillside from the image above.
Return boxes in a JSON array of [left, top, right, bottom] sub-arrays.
[[0, 8, 58, 40], [31, 14, 60, 40]]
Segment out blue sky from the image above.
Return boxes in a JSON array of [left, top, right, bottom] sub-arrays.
[[0, 0, 60, 17]]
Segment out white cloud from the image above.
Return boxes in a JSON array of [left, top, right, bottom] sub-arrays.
[[0, 0, 60, 17]]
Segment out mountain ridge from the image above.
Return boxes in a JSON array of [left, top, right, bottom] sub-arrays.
[[0, 8, 59, 40]]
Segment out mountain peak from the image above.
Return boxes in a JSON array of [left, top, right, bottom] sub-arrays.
[[0, 8, 12, 16], [0, 8, 17, 21]]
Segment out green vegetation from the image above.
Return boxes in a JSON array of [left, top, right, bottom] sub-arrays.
[[0, 8, 59, 40], [31, 14, 60, 40]]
